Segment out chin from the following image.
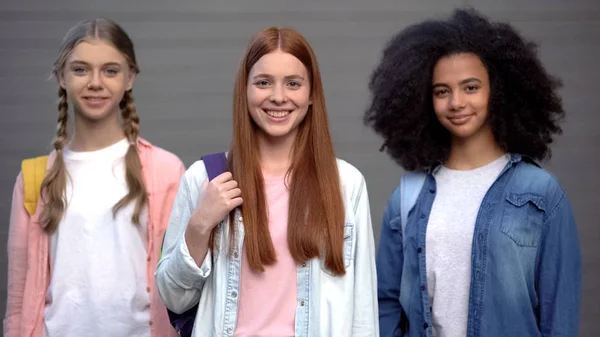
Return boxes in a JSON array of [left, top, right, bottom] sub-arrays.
[[260, 126, 294, 139], [447, 124, 489, 140], [77, 110, 119, 124]]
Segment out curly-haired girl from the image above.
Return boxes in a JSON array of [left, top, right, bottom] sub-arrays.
[[366, 9, 581, 337]]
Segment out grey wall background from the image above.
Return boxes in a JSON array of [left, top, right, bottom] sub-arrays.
[[1, 0, 598, 335]]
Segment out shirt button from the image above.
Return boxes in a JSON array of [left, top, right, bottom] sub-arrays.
[[429, 188, 435, 194], [424, 323, 428, 329], [146, 256, 151, 262], [301, 262, 307, 267], [238, 216, 243, 222], [149, 320, 153, 326], [226, 327, 233, 334], [231, 291, 237, 298], [300, 300, 305, 306], [233, 252, 239, 259], [146, 286, 151, 293], [420, 285, 425, 291], [417, 247, 422, 253], [420, 214, 426, 219]]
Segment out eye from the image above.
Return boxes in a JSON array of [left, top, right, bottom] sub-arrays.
[[105, 68, 119, 77], [72, 67, 87, 75], [465, 85, 480, 92], [287, 81, 301, 88], [433, 89, 449, 98], [255, 80, 270, 87]]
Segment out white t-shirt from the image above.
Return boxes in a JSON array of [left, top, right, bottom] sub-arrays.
[[44, 138, 151, 337], [426, 154, 509, 337]]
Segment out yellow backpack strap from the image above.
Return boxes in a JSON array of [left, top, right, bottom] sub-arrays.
[[21, 155, 49, 216]]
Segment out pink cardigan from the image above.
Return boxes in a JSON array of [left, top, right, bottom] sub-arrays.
[[4, 138, 184, 337]]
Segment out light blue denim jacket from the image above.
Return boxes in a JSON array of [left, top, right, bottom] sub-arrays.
[[155, 158, 379, 337], [377, 154, 582, 337]]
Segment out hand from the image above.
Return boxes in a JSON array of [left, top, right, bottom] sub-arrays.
[[188, 172, 243, 234]]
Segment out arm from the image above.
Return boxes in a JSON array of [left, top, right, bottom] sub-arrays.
[[155, 172, 212, 314], [377, 186, 406, 337], [4, 174, 29, 337], [537, 192, 582, 337], [352, 176, 379, 336]]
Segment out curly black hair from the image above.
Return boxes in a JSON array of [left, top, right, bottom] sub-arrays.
[[364, 8, 565, 171]]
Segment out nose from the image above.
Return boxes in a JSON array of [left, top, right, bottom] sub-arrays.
[[269, 85, 287, 104], [448, 91, 466, 111], [87, 69, 103, 90]]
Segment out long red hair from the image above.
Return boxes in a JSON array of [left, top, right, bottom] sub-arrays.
[[222, 27, 346, 275]]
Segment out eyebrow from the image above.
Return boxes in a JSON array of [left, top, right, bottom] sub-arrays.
[[432, 77, 482, 88], [251, 73, 306, 81], [68, 60, 123, 68]]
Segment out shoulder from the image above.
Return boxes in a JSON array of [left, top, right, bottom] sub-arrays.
[[336, 158, 366, 186], [185, 159, 209, 185], [336, 158, 369, 210], [139, 140, 185, 177], [147, 145, 184, 170], [13, 171, 24, 195], [510, 158, 566, 212], [513, 159, 564, 193]]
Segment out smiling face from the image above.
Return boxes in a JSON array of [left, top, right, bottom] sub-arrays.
[[59, 39, 135, 123], [246, 49, 312, 142], [432, 52, 491, 141]]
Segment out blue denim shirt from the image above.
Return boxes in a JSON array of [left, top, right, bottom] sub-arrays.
[[377, 154, 581, 337]]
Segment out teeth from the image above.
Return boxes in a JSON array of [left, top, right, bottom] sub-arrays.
[[266, 110, 290, 118]]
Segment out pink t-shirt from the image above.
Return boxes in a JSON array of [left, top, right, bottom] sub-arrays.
[[234, 174, 297, 337]]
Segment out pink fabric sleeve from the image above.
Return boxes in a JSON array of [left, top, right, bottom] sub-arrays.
[[4, 173, 30, 337]]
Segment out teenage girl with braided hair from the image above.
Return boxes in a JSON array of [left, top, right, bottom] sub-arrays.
[[5, 19, 184, 337]]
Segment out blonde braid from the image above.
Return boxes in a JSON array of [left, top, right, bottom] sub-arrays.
[[113, 90, 147, 224], [39, 87, 69, 233]]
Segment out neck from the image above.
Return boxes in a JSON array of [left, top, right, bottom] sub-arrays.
[[257, 131, 296, 177], [445, 127, 506, 170], [69, 111, 126, 152]]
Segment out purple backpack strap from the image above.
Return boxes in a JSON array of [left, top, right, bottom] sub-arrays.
[[201, 152, 228, 181], [166, 152, 227, 337]]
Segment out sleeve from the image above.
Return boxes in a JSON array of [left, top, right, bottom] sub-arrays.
[[537, 192, 582, 337], [4, 173, 30, 337], [351, 176, 380, 336], [154, 169, 213, 314], [376, 185, 406, 337]]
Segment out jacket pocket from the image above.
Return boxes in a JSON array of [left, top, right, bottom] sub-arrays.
[[343, 223, 354, 268], [500, 193, 545, 247], [320, 222, 355, 274]]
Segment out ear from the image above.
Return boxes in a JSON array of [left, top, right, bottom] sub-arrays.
[[126, 71, 136, 91], [57, 72, 66, 90]]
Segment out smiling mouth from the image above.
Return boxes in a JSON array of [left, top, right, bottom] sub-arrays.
[[264, 109, 292, 118], [83, 97, 109, 101], [449, 114, 473, 121]]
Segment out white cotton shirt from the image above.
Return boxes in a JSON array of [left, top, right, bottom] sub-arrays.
[[43, 138, 151, 337], [426, 154, 509, 337]]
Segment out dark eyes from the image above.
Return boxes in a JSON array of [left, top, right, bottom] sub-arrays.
[[433, 85, 480, 97]]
